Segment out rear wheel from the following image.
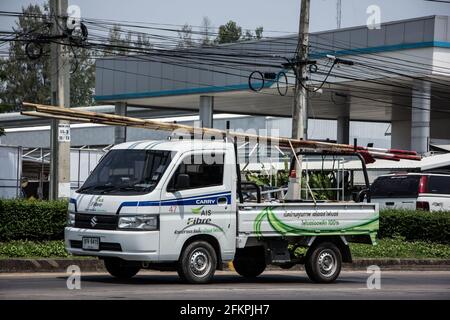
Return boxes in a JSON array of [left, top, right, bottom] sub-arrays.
[[233, 247, 266, 278], [305, 242, 342, 283], [177, 241, 217, 284], [104, 258, 140, 279]]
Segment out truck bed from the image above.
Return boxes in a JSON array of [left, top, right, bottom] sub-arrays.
[[238, 202, 379, 239]]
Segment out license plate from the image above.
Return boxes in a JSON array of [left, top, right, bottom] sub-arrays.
[[82, 237, 100, 250]]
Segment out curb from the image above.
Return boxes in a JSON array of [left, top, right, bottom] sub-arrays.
[[1, 258, 449, 273], [0, 259, 105, 273]]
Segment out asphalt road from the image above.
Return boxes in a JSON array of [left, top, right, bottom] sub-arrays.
[[0, 270, 449, 300]]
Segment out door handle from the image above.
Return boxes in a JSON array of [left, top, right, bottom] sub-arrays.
[[217, 197, 228, 205]]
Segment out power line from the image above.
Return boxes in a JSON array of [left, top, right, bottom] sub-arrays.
[[424, 0, 450, 3], [2, 8, 450, 119]]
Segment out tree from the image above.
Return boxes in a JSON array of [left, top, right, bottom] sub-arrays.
[[69, 46, 95, 107], [242, 30, 253, 41], [201, 16, 213, 46], [215, 20, 242, 44], [242, 26, 264, 41], [106, 25, 153, 54], [0, 4, 51, 111], [135, 33, 152, 50], [255, 26, 263, 40], [177, 23, 194, 49], [106, 24, 130, 55], [215, 21, 263, 44]]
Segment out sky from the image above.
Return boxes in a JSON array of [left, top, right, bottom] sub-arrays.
[[1, 0, 450, 35]]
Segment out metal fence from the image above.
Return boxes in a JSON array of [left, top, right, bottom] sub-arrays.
[[0, 145, 22, 199]]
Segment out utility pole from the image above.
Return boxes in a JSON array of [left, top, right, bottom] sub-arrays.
[[337, 0, 342, 29], [292, 0, 310, 141], [289, 0, 310, 200], [49, 0, 71, 200]]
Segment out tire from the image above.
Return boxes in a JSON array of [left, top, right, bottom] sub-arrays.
[[305, 242, 342, 283], [233, 247, 266, 278], [177, 241, 217, 284], [104, 258, 140, 279]]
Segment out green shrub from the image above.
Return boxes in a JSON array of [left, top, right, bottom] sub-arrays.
[[0, 200, 449, 245], [0, 199, 67, 241], [379, 209, 450, 244], [0, 240, 69, 258], [350, 237, 450, 259]]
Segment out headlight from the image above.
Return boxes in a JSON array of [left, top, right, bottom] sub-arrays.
[[67, 212, 75, 227], [118, 215, 159, 230]]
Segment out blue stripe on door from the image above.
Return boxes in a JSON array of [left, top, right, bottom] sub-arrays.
[[116, 191, 232, 214]]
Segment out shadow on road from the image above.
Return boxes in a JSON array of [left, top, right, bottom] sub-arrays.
[[58, 272, 359, 286]]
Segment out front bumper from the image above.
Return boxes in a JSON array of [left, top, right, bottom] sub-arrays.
[[65, 227, 160, 261]]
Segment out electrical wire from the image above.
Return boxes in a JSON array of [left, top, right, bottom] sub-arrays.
[[2, 9, 450, 118]]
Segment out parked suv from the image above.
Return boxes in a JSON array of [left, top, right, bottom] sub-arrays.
[[370, 173, 450, 211]]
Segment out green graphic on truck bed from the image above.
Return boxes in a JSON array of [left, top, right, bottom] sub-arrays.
[[253, 207, 379, 238]]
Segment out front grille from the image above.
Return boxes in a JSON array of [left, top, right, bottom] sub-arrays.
[[74, 213, 118, 230], [70, 240, 122, 252]]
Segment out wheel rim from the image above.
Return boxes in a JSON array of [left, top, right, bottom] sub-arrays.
[[189, 248, 211, 277], [317, 249, 337, 278]]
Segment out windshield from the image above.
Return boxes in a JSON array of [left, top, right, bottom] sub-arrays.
[[370, 175, 420, 198], [78, 149, 172, 195]]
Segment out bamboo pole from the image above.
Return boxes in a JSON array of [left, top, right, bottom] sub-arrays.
[[21, 102, 421, 161]]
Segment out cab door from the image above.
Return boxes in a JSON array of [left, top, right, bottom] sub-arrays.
[[158, 150, 235, 261]]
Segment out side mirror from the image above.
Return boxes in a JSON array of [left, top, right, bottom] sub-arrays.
[[175, 173, 190, 190], [356, 188, 369, 203]]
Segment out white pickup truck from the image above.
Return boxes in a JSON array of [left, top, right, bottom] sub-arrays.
[[65, 140, 379, 284]]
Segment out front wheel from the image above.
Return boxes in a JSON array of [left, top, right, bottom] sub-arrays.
[[177, 241, 217, 284], [104, 258, 140, 279], [305, 242, 342, 283]]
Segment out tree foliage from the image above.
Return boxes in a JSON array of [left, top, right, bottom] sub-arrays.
[[177, 18, 264, 47], [106, 24, 153, 54], [215, 20, 242, 44], [70, 45, 95, 107], [201, 16, 213, 46], [177, 23, 194, 49], [0, 4, 51, 111], [255, 26, 264, 40], [215, 20, 263, 44]]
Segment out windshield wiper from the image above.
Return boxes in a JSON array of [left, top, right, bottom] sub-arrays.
[[117, 185, 148, 192], [77, 185, 116, 194], [78, 183, 155, 194], [107, 184, 155, 193]]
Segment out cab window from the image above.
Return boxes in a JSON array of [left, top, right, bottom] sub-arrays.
[[168, 153, 224, 191], [370, 175, 420, 198], [428, 176, 450, 194]]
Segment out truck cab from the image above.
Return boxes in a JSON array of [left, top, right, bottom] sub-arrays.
[[66, 140, 237, 282]]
